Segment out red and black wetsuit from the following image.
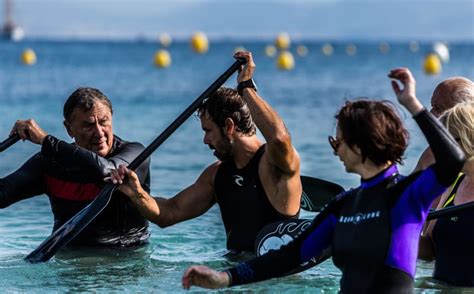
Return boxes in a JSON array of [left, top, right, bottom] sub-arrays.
[[0, 134, 150, 247]]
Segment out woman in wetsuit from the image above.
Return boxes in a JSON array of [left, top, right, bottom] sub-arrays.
[[419, 102, 474, 286], [180, 68, 466, 293]]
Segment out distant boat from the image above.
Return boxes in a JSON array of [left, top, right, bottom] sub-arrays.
[[1, 0, 24, 41]]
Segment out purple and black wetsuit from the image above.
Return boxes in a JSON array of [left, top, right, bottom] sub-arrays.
[[225, 110, 466, 293]]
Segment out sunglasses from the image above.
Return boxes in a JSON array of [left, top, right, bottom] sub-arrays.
[[328, 136, 343, 154]]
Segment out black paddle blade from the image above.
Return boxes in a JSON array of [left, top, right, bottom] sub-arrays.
[[255, 219, 331, 275], [0, 133, 20, 152], [300, 176, 344, 212], [24, 185, 116, 263]]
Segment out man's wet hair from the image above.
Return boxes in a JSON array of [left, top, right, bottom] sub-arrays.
[[63, 87, 113, 122], [336, 99, 409, 165], [198, 87, 256, 135]]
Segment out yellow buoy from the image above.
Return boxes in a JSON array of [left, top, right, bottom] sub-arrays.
[[264, 45, 277, 57], [190, 32, 209, 54], [321, 43, 334, 56], [423, 53, 442, 75], [21, 48, 37, 65], [153, 49, 171, 68], [159, 33, 172, 47], [275, 32, 290, 50], [296, 45, 308, 57], [276, 51, 294, 70]]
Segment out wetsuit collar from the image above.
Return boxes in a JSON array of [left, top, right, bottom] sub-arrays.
[[360, 165, 398, 189]]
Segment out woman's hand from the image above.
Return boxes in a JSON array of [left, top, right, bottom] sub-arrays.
[[182, 265, 230, 290], [388, 67, 424, 115]]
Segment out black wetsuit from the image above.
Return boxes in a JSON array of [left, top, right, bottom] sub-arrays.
[[225, 110, 465, 293], [214, 144, 297, 252], [0, 134, 151, 247], [432, 174, 474, 286]]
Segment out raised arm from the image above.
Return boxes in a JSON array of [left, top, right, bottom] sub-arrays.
[[109, 163, 218, 228], [234, 51, 300, 176], [389, 68, 465, 187]]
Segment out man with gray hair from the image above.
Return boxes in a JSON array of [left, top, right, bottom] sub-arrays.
[[0, 87, 151, 248]]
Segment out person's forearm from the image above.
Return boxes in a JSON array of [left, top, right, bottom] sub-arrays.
[[41, 135, 145, 179], [241, 89, 291, 146], [414, 110, 466, 186], [402, 98, 424, 116], [127, 189, 162, 222]]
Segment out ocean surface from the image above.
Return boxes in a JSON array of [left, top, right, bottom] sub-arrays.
[[0, 39, 473, 293]]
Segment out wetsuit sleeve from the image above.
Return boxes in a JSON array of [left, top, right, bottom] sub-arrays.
[[226, 200, 339, 286], [41, 135, 146, 179], [0, 153, 46, 208], [414, 109, 466, 186]]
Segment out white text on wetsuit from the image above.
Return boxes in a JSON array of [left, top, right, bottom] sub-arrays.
[[338, 211, 381, 225]]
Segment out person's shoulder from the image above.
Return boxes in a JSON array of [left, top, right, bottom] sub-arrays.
[[198, 161, 221, 181], [113, 135, 145, 150], [204, 161, 222, 174]]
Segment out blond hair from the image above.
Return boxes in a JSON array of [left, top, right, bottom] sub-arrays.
[[440, 102, 474, 159]]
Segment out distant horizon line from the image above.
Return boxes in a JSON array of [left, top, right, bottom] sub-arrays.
[[4, 35, 474, 44]]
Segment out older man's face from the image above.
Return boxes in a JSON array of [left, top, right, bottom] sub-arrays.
[[65, 101, 114, 157]]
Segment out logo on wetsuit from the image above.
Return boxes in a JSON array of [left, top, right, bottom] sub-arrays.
[[233, 175, 244, 186], [338, 211, 381, 225]]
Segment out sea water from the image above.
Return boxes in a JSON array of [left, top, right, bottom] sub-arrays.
[[0, 40, 473, 293]]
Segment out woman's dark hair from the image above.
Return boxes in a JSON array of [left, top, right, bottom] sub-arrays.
[[198, 87, 256, 135], [336, 99, 409, 165], [63, 87, 113, 122]]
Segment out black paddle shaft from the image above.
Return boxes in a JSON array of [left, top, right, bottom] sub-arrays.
[[0, 133, 20, 152], [25, 58, 245, 263], [128, 58, 245, 170], [427, 200, 474, 220]]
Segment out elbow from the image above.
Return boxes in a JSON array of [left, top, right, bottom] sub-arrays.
[[151, 217, 173, 229], [268, 132, 292, 152]]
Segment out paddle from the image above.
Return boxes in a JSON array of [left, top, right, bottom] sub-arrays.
[[0, 133, 20, 152], [427, 200, 474, 221], [24, 58, 245, 263], [300, 175, 344, 212]]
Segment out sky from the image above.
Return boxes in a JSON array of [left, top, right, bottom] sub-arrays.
[[2, 0, 474, 41]]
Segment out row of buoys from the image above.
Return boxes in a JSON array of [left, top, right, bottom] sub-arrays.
[[17, 34, 451, 76], [154, 31, 210, 68]]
